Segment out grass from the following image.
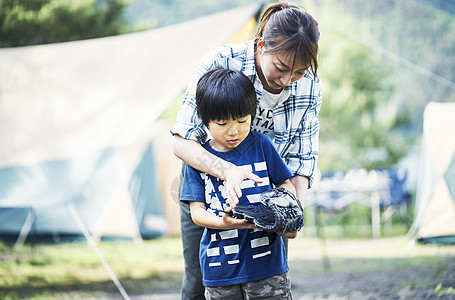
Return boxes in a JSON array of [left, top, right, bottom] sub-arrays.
[[0, 237, 184, 299], [0, 234, 454, 299]]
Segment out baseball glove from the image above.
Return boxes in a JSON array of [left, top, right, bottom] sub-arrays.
[[229, 187, 304, 233]]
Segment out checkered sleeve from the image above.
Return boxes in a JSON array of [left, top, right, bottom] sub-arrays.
[[284, 77, 322, 188], [170, 50, 229, 143], [171, 42, 250, 143]]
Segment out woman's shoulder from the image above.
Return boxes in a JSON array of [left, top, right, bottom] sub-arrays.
[[204, 40, 253, 61], [199, 40, 255, 73], [292, 69, 322, 96], [299, 68, 321, 85]]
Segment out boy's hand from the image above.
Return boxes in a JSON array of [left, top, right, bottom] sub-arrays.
[[225, 165, 262, 208], [278, 231, 298, 239], [221, 207, 256, 229]]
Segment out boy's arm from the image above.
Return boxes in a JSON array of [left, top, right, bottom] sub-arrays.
[[189, 201, 255, 230]]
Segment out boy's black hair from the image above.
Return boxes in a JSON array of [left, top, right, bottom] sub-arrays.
[[196, 68, 257, 126]]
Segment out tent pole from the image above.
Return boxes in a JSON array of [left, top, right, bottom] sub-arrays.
[[14, 207, 36, 249], [371, 191, 381, 238], [68, 203, 131, 300], [315, 208, 331, 271]]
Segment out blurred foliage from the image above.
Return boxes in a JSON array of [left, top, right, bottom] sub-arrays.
[[123, 0, 263, 30], [309, 0, 455, 171], [305, 0, 455, 171], [332, 0, 455, 123], [317, 34, 414, 171], [0, 0, 130, 47]]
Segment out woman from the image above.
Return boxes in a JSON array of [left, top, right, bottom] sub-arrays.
[[171, 2, 321, 299]]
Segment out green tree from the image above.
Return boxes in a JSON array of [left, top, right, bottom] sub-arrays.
[[314, 0, 455, 139], [318, 39, 413, 171], [0, 0, 129, 47]]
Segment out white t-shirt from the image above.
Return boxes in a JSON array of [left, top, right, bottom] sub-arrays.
[[251, 89, 289, 140]]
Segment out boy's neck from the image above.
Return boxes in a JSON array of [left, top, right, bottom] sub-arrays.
[[208, 130, 251, 152], [209, 139, 236, 152]]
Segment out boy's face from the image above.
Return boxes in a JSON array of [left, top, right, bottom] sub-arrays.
[[208, 115, 251, 152]]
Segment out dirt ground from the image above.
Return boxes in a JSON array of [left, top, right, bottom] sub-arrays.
[[289, 258, 455, 300], [51, 236, 455, 300]]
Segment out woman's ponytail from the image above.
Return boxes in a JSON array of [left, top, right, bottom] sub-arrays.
[[253, 1, 320, 78], [255, 2, 294, 38]]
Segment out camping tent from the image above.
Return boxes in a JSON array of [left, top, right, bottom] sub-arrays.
[[0, 4, 262, 243], [410, 101, 455, 244]]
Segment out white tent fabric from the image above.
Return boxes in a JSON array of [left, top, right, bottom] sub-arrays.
[[410, 101, 455, 244], [0, 4, 260, 239], [0, 4, 259, 168], [0, 5, 261, 298]]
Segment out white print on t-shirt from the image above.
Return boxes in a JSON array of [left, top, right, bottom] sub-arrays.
[[251, 88, 288, 139], [202, 174, 228, 214], [201, 161, 271, 215], [252, 107, 274, 136]]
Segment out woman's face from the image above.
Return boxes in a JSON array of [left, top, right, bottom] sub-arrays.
[[256, 40, 307, 93]]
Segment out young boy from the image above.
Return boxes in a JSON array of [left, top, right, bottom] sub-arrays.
[[179, 67, 298, 299]]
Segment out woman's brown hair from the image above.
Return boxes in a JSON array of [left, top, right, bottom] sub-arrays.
[[255, 1, 320, 78]]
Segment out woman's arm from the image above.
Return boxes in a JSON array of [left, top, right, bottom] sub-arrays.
[[277, 179, 296, 196], [276, 179, 299, 239], [173, 135, 262, 207], [189, 201, 255, 230], [282, 76, 322, 190], [290, 175, 308, 208]]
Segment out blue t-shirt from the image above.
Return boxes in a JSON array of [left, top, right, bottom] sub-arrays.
[[180, 131, 293, 287]]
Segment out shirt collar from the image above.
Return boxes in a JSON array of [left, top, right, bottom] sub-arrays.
[[243, 39, 257, 77]]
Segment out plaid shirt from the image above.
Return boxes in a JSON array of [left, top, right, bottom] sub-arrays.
[[171, 40, 322, 187]]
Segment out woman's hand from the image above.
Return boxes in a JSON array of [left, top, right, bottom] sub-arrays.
[[173, 136, 262, 208], [224, 165, 262, 208]]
